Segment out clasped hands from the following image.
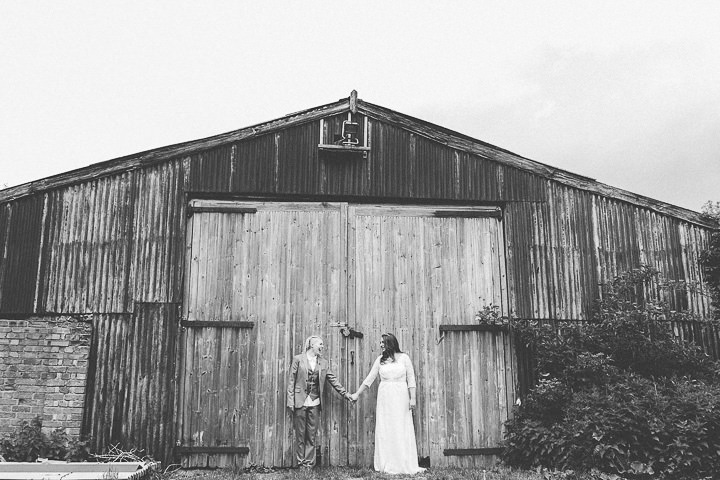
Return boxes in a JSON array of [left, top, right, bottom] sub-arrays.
[[345, 393, 416, 411]]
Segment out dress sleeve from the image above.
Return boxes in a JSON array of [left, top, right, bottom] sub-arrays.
[[362, 356, 382, 387], [403, 354, 417, 389]]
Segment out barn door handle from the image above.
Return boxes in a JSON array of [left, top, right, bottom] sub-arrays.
[[341, 327, 364, 339], [350, 350, 355, 365]]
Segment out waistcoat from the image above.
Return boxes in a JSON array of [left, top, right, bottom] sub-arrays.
[[306, 368, 320, 401]]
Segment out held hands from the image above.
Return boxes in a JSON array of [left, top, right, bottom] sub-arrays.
[[350, 392, 359, 402], [345, 393, 357, 404]]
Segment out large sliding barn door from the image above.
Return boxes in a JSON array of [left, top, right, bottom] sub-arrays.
[[178, 201, 348, 468], [345, 205, 513, 468], [178, 201, 515, 468]]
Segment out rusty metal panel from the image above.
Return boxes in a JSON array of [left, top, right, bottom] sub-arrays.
[[367, 121, 414, 198], [83, 305, 178, 467], [124, 303, 179, 467], [39, 172, 136, 314], [83, 313, 132, 452], [174, 114, 550, 203], [503, 202, 534, 319], [679, 222, 711, 316], [231, 134, 279, 193], [504, 187, 599, 321], [276, 122, 323, 194], [507, 183, 712, 322], [542, 183, 599, 319], [186, 146, 234, 193], [0, 196, 44, 313], [591, 196, 708, 314], [131, 159, 186, 303]]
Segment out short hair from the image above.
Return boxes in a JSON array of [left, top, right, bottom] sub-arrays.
[[305, 335, 323, 351]]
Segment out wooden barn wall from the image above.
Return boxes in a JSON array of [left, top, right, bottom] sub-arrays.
[[83, 304, 178, 465], [0, 110, 715, 470], [178, 204, 348, 468], [0, 195, 44, 313]]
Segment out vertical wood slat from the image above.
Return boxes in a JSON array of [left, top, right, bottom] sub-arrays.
[[349, 205, 511, 467], [178, 203, 345, 468]]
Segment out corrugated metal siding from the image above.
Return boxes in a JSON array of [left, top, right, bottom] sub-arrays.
[[123, 303, 178, 466], [191, 116, 548, 202], [0, 196, 44, 313], [83, 304, 177, 465], [277, 122, 323, 194], [231, 135, 279, 193], [83, 313, 132, 450], [679, 222, 711, 315], [186, 145, 234, 193], [593, 196, 707, 312], [39, 172, 136, 314], [544, 184, 599, 319], [131, 159, 186, 303], [507, 182, 710, 321]]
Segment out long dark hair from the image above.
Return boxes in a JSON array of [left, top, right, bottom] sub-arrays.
[[380, 333, 402, 364]]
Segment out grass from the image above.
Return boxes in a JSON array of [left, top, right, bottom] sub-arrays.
[[164, 465, 545, 480]]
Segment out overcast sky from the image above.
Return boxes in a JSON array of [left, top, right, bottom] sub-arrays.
[[1, 1, 718, 211]]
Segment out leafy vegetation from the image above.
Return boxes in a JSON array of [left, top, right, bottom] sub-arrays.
[[700, 200, 720, 321], [503, 264, 720, 479], [0, 416, 91, 462]]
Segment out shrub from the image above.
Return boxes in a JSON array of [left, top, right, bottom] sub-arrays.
[[503, 266, 720, 479], [0, 416, 92, 462]]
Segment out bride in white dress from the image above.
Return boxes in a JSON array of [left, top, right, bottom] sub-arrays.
[[350, 333, 426, 475]]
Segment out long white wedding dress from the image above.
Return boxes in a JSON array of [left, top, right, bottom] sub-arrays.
[[362, 353, 426, 475]]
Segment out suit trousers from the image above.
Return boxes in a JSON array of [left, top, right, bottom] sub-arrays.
[[293, 405, 319, 467]]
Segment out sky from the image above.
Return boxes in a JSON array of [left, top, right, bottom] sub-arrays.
[[1, 1, 719, 212]]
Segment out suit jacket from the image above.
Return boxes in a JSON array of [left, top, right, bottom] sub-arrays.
[[287, 353, 347, 409]]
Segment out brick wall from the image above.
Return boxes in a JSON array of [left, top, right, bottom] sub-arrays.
[[0, 316, 91, 437]]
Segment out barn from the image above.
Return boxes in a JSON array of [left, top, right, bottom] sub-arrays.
[[0, 90, 716, 469]]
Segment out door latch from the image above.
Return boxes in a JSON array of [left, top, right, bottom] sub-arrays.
[[340, 326, 364, 339]]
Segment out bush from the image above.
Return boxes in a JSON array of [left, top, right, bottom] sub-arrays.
[[503, 266, 720, 479], [505, 373, 720, 478], [0, 416, 92, 462]]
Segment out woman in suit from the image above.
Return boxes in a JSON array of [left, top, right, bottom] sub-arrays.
[[287, 335, 352, 468]]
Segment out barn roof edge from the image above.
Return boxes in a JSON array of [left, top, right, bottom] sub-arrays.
[[0, 94, 716, 229]]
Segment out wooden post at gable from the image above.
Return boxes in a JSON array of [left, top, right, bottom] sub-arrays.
[[349, 89, 357, 114]]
